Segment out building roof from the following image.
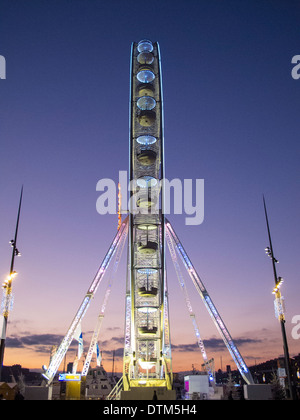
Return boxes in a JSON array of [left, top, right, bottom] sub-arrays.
[[0, 382, 18, 389]]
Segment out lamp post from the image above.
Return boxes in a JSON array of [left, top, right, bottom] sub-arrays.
[[0, 186, 23, 381], [263, 195, 295, 399]]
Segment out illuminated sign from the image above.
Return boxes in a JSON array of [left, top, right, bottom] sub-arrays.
[[58, 373, 81, 382]]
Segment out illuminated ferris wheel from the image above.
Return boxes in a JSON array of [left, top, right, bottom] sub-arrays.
[[124, 39, 171, 391], [41, 39, 254, 398]]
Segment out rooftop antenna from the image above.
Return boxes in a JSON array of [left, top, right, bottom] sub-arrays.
[[0, 186, 23, 380]]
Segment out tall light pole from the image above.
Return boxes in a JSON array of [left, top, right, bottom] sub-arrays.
[[263, 195, 295, 399], [0, 186, 23, 381]]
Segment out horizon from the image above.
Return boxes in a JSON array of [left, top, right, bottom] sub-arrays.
[[5, 350, 299, 378]]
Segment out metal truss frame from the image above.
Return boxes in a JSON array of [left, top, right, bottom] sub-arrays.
[[42, 217, 129, 385], [165, 219, 254, 385]]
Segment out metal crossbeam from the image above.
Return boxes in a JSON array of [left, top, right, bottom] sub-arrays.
[[165, 219, 253, 385], [81, 223, 128, 376], [42, 217, 128, 384], [165, 225, 214, 381]]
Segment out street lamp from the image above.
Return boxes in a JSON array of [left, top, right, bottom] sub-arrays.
[[263, 195, 295, 399], [0, 186, 23, 381], [265, 246, 278, 264]]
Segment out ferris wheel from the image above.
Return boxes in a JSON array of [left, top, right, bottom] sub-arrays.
[[41, 40, 253, 394]]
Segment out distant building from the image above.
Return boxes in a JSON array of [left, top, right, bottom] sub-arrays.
[[1, 364, 42, 385], [84, 365, 115, 400], [0, 382, 18, 400], [215, 354, 300, 399]]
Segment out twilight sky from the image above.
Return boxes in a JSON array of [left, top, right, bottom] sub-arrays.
[[0, 0, 299, 374]]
